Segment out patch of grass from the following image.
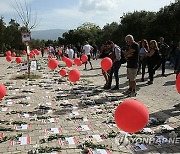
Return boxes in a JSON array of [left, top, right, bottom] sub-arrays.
[[28, 146, 61, 153], [11, 73, 42, 80], [35, 105, 52, 110], [11, 121, 27, 125], [39, 134, 66, 144], [0, 126, 14, 131], [18, 101, 29, 106]]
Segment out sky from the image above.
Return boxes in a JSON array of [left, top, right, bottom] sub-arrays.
[[0, 0, 175, 31]]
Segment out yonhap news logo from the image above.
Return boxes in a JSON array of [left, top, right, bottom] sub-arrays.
[[115, 132, 180, 146]]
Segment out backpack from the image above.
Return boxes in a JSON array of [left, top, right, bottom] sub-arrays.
[[120, 50, 127, 64], [114, 46, 127, 64]]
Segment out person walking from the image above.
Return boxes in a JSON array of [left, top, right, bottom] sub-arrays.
[[82, 41, 93, 70]]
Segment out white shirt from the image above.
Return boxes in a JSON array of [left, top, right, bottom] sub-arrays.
[[49, 46, 54, 52], [83, 44, 93, 55], [68, 49, 74, 59]]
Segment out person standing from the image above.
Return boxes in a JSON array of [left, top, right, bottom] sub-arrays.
[[104, 41, 121, 90], [99, 44, 111, 88], [147, 40, 161, 84], [154, 37, 169, 76], [92, 42, 98, 60], [82, 41, 93, 70], [138, 39, 149, 82], [41, 47, 45, 57], [68, 45, 74, 60], [76, 42, 82, 58], [174, 42, 180, 76], [123, 35, 139, 97]]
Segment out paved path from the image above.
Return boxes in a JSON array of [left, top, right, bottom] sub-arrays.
[[0, 56, 179, 154]]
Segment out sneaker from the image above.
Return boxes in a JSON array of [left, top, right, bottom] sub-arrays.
[[104, 86, 111, 90], [128, 91, 137, 97], [111, 86, 119, 90], [141, 78, 144, 82], [147, 81, 153, 85], [161, 74, 167, 77], [122, 89, 131, 95]]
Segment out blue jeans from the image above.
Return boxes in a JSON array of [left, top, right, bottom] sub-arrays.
[[107, 61, 121, 87]]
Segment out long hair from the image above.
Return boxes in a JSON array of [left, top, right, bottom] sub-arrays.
[[140, 39, 149, 51], [149, 40, 159, 50]]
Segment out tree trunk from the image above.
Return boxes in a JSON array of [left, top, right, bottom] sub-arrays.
[[26, 44, 31, 79]]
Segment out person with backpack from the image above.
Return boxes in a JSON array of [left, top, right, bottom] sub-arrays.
[[104, 40, 122, 90]]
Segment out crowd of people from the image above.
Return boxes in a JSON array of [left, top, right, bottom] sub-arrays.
[[100, 35, 180, 97], [38, 35, 180, 97]]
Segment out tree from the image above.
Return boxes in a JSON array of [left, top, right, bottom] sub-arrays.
[[14, 0, 39, 78], [100, 22, 119, 43], [0, 17, 6, 54]]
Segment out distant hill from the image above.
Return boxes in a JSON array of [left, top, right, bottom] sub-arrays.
[[31, 29, 68, 41]]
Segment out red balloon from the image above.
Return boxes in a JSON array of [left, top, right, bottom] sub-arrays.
[[68, 69, 81, 82], [48, 58, 58, 70], [65, 58, 73, 68], [29, 53, 34, 59], [176, 73, 180, 94], [48, 55, 52, 59], [0, 84, 6, 99], [59, 69, 66, 77], [58, 51, 62, 55], [114, 99, 149, 133], [34, 49, 40, 55], [30, 50, 35, 55], [15, 57, 22, 64], [62, 56, 68, 62], [22, 50, 26, 55], [6, 51, 11, 56], [74, 58, 82, 66], [46, 49, 50, 53], [6, 56, 12, 62], [101, 57, 113, 71], [81, 54, 88, 62], [11, 52, 16, 57]]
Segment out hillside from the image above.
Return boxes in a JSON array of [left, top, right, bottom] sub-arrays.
[[31, 29, 68, 40]]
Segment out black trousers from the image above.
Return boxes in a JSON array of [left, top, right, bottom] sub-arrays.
[[154, 56, 166, 75], [107, 61, 121, 87], [148, 60, 156, 81]]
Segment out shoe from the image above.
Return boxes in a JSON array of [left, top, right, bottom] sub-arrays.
[[128, 91, 137, 97], [122, 89, 131, 95], [103, 84, 108, 89], [137, 71, 141, 75], [147, 81, 153, 85], [104, 86, 111, 89], [161, 74, 167, 77], [141, 78, 144, 82], [111, 86, 119, 90], [83, 68, 87, 70]]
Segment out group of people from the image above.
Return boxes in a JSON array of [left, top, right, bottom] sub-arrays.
[[100, 35, 180, 97], [37, 35, 180, 98]]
